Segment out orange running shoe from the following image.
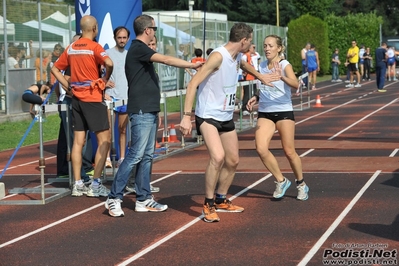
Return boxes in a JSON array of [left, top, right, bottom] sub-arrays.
[[215, 199, 244, 212], [202, 203, 220, 223]]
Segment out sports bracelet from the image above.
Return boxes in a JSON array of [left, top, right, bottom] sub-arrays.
[[183, 112, 191, 116]]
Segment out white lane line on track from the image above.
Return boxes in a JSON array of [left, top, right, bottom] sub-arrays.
[[0, 155, 57, 172], [328, 98, 398, 140], [297, 170, 382, 266], [389, 149, 399, 157], [0, 171, 182, 249], [300, 149, 314, 157], [116, 173, 274, 266]]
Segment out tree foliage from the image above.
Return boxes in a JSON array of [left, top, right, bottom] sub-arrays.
[[287, 14, 329, 75]]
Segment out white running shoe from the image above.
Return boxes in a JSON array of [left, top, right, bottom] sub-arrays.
[[273, 178, 291, 198], [71, 184, 89, 197], [135, 196, 168, 212], [105, 198, 124, 217], [345, 84, 354, 88], [87, 183, 110, 197], [354, 83, 362, 87], [296, 182, 309, 201]]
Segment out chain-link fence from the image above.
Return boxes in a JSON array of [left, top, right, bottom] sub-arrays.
[[0, 1, 286, 115]]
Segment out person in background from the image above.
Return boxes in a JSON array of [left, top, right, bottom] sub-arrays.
[[331, 48, 341, 82], [206, 48, 213, 58], [246, 34, 309, 202], [358, 44, 365, 80], [306, 44, 319, 90], [47, 43, 63, 86], [375, 42, 388, 92], [345, 39, 361, 88], [300, 43, 310, 87], [104, 26, 130, 169], [185, 48, 206, 78], [7, 45, 20, 69], [362, 47, 372, 81], [17, 41, 33, 68], [35, 49, 51, 84], [22, 83, 51, 117], [241, 43, 257, 115], [386, 46, 396, 81]]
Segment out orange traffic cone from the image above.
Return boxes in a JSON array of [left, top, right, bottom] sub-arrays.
[[155, 139, 161, 148], [168, 124, 180, 143], [313, 95, 323, 107]]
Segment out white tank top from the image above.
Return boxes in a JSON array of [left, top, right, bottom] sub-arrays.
[[195, 46, 241, 121], [258, 59, 293, 112]]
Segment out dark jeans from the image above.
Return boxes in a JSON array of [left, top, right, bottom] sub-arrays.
[[376, 64, 387, 90], [57, 97, 93, 177], [363, 61, 371, 80]]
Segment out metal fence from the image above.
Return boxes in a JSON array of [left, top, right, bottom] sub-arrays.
[[0, 1, 286, 115]]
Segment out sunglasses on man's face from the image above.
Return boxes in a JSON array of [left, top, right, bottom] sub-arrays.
[[148, 26, 157, 32]]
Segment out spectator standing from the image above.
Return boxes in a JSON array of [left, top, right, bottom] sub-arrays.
[[241, 44, 257, 115], [301, 43, 310, 87], [250, 44, 261, 71], [345, 40, 361, 88], [17, 41, 33, 68], [362, 47, 372, 81], [375, 42, 388, 92], [35, 49, 51, 84], [179, 23, 280, 223], [358, 44, 365, 80], [7, 45, 20, 69], [331, 48, 341, 82], [47, 43, 63, 86], [246, 34, 309, 201], [104, 26, 130, 169], [186, 48, 206, 78], [52, 15, 114, 197], [386, 46, 396, 81], [105, 14, 203, 217], [306, 44, 319, 90]]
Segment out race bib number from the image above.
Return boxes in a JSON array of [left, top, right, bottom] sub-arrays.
[[223, 93, 236, 111]]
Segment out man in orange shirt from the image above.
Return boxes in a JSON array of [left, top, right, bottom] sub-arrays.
[[52, 15, 114, 197], [186, 48, 206, 79], [241, 45, 256, 115]]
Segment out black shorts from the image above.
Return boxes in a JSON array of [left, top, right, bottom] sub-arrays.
[[258, 111, 295, 123], [71, 96, 109, 132], [195, 116, 235, 136], [349, 63, 358, 72]]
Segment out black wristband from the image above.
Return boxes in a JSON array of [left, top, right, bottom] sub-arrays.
[[255, 95, 259, 101]]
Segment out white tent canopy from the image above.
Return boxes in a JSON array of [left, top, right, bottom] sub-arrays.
[[44, 11, 75, 24], [155, 20, 195, 44], [22, 20, 74, 47], [0, 15, 15, 35]]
